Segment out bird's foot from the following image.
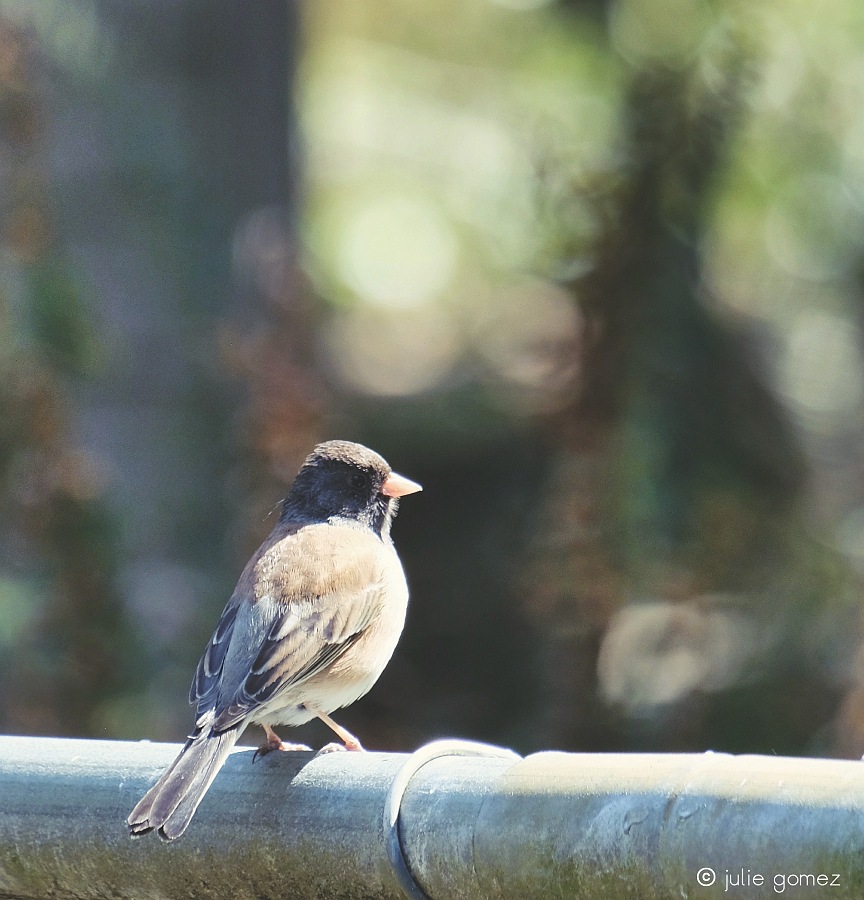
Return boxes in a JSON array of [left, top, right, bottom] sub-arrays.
[[315, 737, 365, 755], [315, 742, 347, 755], [253, 728, 312, 762]]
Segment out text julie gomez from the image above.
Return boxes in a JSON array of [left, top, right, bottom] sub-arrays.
[[720, 868, 841, 892]]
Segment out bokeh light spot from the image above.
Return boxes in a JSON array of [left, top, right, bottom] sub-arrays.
[[488, 0, 554, 11], [473, 280, 581, 412], [322, 306, 458, 397], [336, 195, 458, 310], [599, 602, 755, 711], [778, 310, 864, 421], [764, 174, 863, 281], [610, 0, 713, 66], [837, 507, 864, 575]]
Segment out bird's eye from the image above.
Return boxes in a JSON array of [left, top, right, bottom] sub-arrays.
[[349, 472, 369, 490]]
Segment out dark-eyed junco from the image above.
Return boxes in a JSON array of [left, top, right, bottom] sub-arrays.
[[127, 440, 421, 841]]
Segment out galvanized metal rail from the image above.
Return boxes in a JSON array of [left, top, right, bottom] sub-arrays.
[[1, 735, 863, 899]]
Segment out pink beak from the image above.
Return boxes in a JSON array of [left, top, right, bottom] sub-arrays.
[[381, 471, 423, 498]]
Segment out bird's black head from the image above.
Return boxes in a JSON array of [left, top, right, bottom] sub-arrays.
[[281, 440, 421, 539]]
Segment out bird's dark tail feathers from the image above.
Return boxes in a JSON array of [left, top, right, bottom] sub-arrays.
[[127, 725, 241, 841]]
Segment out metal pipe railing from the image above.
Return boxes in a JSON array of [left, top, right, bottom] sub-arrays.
[[1, 734, 863, 898]]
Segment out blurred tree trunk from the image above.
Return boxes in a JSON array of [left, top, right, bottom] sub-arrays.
[[171, 0, 329, 548], [524, 50, 821, 751], [98, 0, 326, 729], [0, 17, 139, 735], [0, 2, 325, 739]]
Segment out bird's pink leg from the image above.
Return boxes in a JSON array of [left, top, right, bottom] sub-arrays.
[[313, 709, 365, 752]]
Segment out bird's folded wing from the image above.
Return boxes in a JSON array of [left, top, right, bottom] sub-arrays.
[[190, 599, 240, 710], [190, 522, 387, 731]]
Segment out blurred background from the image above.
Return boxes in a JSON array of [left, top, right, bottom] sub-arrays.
[[0, 0, 863, 759]]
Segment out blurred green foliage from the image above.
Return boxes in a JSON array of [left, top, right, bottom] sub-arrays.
[[0, 0, 862, 758]]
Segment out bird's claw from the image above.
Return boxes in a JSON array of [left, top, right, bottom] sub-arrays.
[[253, 739, 312, 763]]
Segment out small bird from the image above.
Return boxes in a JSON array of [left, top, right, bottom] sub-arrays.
[[127, 440, 421, 841]]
